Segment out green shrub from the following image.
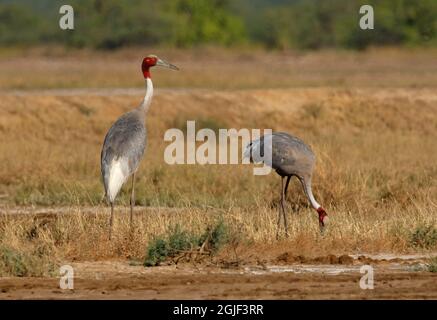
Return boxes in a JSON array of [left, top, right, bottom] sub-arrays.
[[0, 246, 28, 276], [144, 224, 196, 266], [428, 258, 437, 273], [144, 220, 230, 267], [167, 225, 195, 256], [1, 1, 437, 49], [0, 245, 56, 277], [409, 225, 437, 249], [144, 238, 169, 267], [201, 219, 229, 253]]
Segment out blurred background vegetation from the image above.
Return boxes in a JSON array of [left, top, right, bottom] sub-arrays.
[[0, 0, 435, 50]]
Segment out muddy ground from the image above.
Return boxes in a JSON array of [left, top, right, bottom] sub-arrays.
[[1, 255, 436, 299]]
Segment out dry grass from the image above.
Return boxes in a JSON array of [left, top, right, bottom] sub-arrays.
[[0, 87, 436, 271], [1, 87, 435, 209], [0, 203, 435, 270], [0, 48, 436, 275], [1, 47, 437, 89]]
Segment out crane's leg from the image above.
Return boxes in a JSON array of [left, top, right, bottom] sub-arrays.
[[280, 176, 289, 238], [284, 175, 293, 221], [109, 202, 114, 240], [284, 175, 291, 200], [277, 176, 289, 239], [276, 177, 283, 240], [276, 206, 282, 240], [130, 173, 135, 228]]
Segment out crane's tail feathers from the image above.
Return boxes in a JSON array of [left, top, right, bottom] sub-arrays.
[[106, 158, 129, 203]]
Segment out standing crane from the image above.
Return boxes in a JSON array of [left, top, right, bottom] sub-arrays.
[[244, 132, 328, 237], [101, 55, 178, 239]]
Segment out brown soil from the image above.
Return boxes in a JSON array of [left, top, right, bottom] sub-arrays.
[[1, 257, 436, 300]]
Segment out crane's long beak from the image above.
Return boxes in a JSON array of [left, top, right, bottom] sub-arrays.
[[156, 58, 179, 70]]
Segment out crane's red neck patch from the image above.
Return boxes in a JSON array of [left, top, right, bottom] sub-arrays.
[[142, 56, 157, 79], [142, 68, 151, 79]]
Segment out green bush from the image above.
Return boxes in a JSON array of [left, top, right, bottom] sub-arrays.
[[144, 224, 196, 266], [409, 225, 437, 249], [1, 0, 436, 49], [169, 0, 246, 47], [167, 224, 195, 256], [204, 219, 229, 253], [144, 238, 169, 267], [144, 220, 229, 267], [0, 246, 28, 276], [428, 258, 437, 273], [0, 245, 56, 277]]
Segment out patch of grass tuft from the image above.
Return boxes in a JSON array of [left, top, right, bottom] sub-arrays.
[[0, 246, 28, 277], [0, 245, 56, 277], [144, 220, 230, 267], [144, 224, 199, 267], [199, 218, 229, 253], [409, 224, 437, 249], [167, 224, 196, 256], [144, 238, 169, 267], [302, 103, 324, 120], [427, 258, 437, 273], [76, 105, 94, 117]]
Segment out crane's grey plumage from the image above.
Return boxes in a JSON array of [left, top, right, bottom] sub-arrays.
[[101, 109, 146, 203], [100, 55, 178, 239], [101, 81, 150, 239], [245, 132, 328, 237]]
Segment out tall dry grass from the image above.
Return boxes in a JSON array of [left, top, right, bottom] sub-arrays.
[[1, 88, 435, 209], [0, 201, 435, 272]]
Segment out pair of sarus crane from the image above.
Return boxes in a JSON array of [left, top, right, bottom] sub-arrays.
[[101, 55, 328, 239]]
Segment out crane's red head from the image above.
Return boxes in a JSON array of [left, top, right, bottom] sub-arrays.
[[142, 54, 179, 79], [317, 207, 328, 229]]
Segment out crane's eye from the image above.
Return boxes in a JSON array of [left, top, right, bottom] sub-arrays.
[[145, 57, 156, 65]]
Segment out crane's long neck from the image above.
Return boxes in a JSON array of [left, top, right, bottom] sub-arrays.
[[300, 177, 321, 210], [139, 77, 154, 114]]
